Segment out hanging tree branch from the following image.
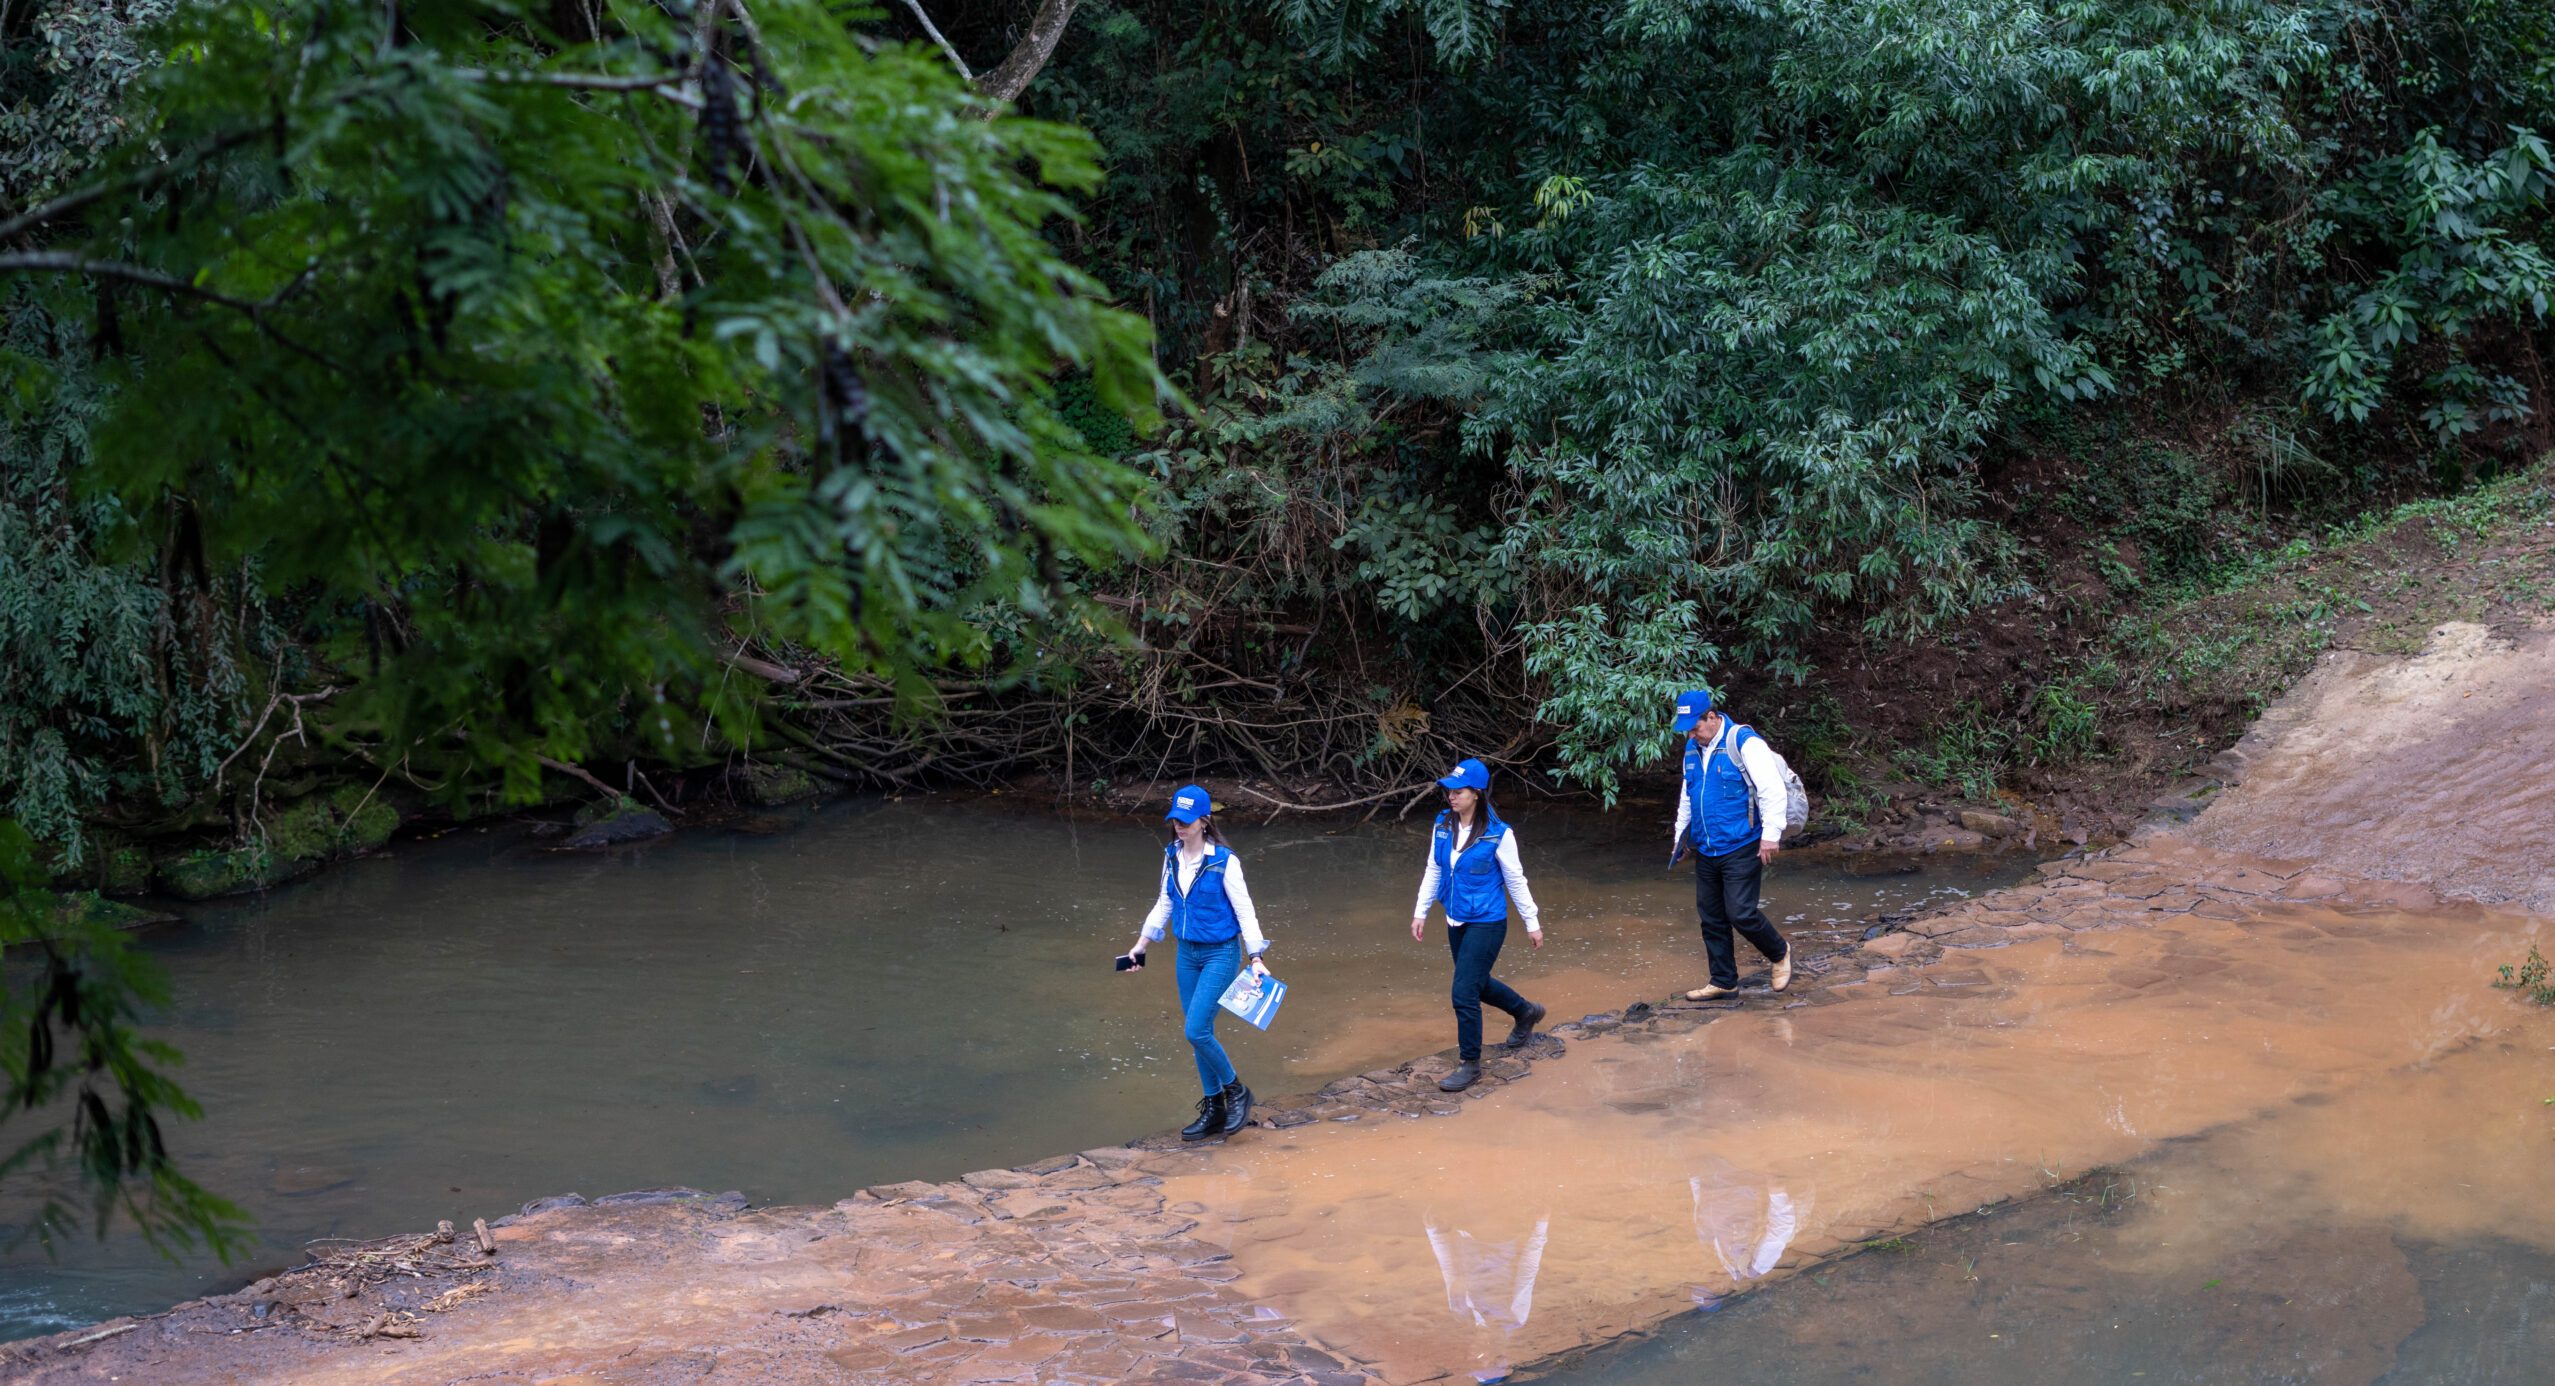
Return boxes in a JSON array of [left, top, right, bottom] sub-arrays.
[[898, 0, 973, 82]]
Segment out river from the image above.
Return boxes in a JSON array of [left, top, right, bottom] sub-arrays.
[[0, 794, 2019, 1341]]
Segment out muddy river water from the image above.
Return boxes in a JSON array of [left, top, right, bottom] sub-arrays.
[[0, 795, 2016, 1341], [10, 622, 2552, 1382], [1165, 876, 2554, 1384]]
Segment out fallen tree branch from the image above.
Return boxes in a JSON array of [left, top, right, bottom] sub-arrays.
[[536, 755, 622, 802], [58, 1322, 138, 1350], [1228, 780, 1439, 816]]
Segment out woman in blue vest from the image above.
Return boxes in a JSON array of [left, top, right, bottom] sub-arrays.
[[1122, 785, 1270, 1141], [1408, 758, 1547, 1093]]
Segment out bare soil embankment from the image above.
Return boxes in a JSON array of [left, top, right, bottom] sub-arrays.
[[11, 621, 2553, 1386]]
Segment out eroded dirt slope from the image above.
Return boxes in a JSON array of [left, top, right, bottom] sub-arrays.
[[2187, 619, 2555, 912]]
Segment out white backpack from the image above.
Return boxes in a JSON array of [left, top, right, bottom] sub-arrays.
[[1725, 724, 1811, 834]]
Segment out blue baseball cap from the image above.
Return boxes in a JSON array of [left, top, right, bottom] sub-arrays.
[[1164, 785, 1214, 823], [1437, 758, 1491, 791], [1670, 690, 1715, 733]]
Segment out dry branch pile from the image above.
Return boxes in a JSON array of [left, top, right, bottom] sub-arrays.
[[757, 637, 1545, 815], [303, 1220, 492, 1298]]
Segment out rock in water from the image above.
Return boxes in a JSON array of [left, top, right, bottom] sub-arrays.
[[562, 806, 673, 849], [1956, 809, 2020, 838], [741, 761, 818, 806]]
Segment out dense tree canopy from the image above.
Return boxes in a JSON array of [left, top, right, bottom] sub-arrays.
[[5, 0, 2553, 829], [5, 0, 1166, 814], [1018, 0, 2555, 791]]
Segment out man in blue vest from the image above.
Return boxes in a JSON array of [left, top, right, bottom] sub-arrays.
[[1670, 690, 1793, 1000]]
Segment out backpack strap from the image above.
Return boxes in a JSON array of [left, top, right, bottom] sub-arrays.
[[1719, 724, 1762, 827]]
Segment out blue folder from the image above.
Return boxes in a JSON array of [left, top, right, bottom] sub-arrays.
[[1217, 970, 1287, 1031]]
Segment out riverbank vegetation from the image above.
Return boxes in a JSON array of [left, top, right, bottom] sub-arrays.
[[6, 0, 2553, 878]]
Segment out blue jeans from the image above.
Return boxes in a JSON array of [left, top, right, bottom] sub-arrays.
[[1448, 919, 1530, 1061], [1173, 936, 1243, 1095]]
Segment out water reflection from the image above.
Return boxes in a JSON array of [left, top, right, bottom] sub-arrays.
[[1688, 1158, 1806, 1303], [1425, 1209, 1551, 1383]]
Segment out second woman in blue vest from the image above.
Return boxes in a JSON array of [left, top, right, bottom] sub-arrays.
[[1409, 758, 1548, 1092], [1123, 785, 1270, 1141]]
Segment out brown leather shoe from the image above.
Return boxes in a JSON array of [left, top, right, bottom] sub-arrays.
[[1771, 950, 1794, 992], [1684, 984, 1737, 1001]]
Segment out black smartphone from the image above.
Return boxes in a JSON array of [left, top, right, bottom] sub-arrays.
[[1113, 953, 1141, 971]]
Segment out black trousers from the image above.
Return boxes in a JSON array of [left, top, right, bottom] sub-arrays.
[[1447, 919, 1530, 1061], [1694, 845, 1788, 989]]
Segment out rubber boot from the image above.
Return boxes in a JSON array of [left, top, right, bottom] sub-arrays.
[[1219, 1079, 1253, 1136], [1181, 1090, 1228, 1142], [1439, 1061, 1481, 1092], [1502, 1001, 1548, 1049]]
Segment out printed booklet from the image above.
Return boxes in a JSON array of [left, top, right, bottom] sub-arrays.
[[1217, 970, 1287, 1031]]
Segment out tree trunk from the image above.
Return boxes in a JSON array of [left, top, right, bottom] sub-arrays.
[[972, 0, 1080, 107]]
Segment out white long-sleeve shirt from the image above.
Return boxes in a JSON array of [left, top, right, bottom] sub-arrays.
[[1139, 846, 1269, 955], [1672, 722, 1789, 848], [1412, 823, 1543, 933]]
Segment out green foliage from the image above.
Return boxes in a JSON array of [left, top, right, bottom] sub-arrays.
[[2307, 129, 2555, 435], [2497, 943, 2555, 1006], [0, 0, 175, 210], [1129, 246, 1519, 631], [1021, 0, 2555, 794], [0, 297, 258, 870], [1283, 0, 1510, 66], [1893, 702, 2011, 801], [11, 0, 2555, 820], [5, 0, 1166, 804], [2061, 442, 2232, 588], [0, 818, 247, 1259], [1477, 162, 2064, 791], [1, 2, 265, 871], [2028, 678, 2101, 766]]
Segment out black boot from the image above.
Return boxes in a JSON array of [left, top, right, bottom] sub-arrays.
[[1219, 1080, 1253, 1135], [1181, 1090, 1228, 1142], [1502, 1001, 1547, 1050], [1439, 1061, 1481, 1092]]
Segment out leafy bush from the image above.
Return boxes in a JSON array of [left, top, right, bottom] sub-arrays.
[[2028, 679, 2102, 766]]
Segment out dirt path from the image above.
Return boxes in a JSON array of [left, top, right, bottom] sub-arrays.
[[12, 621, 2552, 1386]]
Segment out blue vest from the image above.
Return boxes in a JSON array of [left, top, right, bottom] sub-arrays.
[[1684, 726, 1762, 858], [1432, 810, 1511, 924], [1164, 843, 1240, 944]]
